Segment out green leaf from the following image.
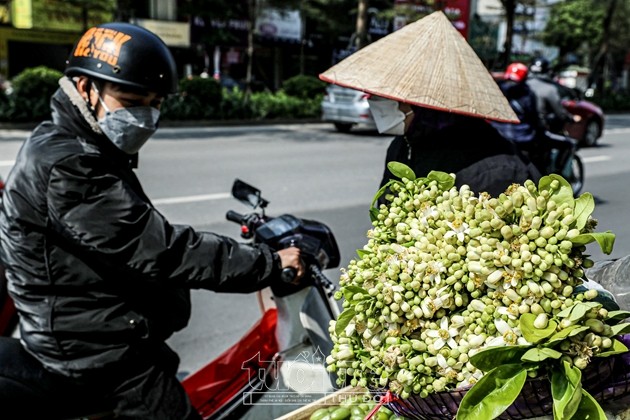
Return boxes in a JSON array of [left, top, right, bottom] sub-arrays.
[[610, 322, 630, 336], [360, 355, 375, 370], [457, 364, 527, 420], [522, 347, 563, 362], [557, 302, 599, 320], [551, 361, 583, 420], [571, 231, 615, 255], [606, 310, 630, 323], [370, 180, 396, 209], [576, 389, 607, 420], [547, 325, 590, 345], [426, 171, 455, 190], [556, 306, 573, 318], [342, 286, 369, 303], [356, 249, 371, 259], [568, 303, 592, 323], [573, 192, 595, 230], [369, 207, 379, 223], [539, 174, 574, 209], [597, 337, 629, 357], [548, 325, 590, 345], [520, 313, 558, 343], [334, 308, 355, 336], [387, 161, 416, 181], [469, 345, 531, 372]]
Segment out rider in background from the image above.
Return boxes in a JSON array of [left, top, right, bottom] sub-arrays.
[[525, 57, 581, 175], [491, 62, 563, 174], [527, 56, 582, 132], [491, 62, 543, 149], [0, 22, 302, 419]]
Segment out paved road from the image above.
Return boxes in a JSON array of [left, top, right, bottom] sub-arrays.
[[1, 116, 630, 379]]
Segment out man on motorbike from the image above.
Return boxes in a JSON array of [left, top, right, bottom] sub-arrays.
[[522, 58, 581, 177], [527, 56, 582, 132], [491, 62, 543, 146], [491, 62, 576, 176], [0, 22, 303, 419]]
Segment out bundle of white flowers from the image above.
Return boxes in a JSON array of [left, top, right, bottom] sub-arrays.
[[327, 163, 629, 419]]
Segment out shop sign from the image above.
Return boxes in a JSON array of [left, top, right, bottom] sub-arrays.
[[133, 19, 190, 48], [255, 8, 302, 42], [394, 0, 472, 39]]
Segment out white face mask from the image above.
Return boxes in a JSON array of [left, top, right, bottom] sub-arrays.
[[368, 97, 411, 135]]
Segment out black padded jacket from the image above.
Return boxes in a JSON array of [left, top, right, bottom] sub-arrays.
[[0, 81, 280, 378]]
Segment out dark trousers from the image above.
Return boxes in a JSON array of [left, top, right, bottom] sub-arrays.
[[0, 337, 201, 419]]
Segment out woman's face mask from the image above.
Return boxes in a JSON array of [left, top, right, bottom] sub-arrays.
[[92, 84, 160, 155], [368, 97, 412, 135]]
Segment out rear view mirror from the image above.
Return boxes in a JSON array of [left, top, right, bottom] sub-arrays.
[[231, 179, 268, 209]]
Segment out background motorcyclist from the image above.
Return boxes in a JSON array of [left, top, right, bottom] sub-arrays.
[[491, 62, 544, 146], [525, 57, 581, 175], [0, 22, 303, 419], [491, 62, 575, 176], [527, 56, 582, 132]]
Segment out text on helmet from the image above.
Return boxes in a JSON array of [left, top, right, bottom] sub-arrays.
[[73, 27, 132, 67]]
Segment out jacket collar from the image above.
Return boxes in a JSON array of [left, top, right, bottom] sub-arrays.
[[51, 77, 139, 169]]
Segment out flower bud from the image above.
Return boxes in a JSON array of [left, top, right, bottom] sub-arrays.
[[534, 313, 549, 329]]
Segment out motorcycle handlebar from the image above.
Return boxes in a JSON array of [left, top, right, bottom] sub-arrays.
[[225, 210, 244, 224]]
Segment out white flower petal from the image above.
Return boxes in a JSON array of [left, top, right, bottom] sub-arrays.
[[495, 319, 510, 334], [434, 338, 446, 350], [447, 338, 458, 349]]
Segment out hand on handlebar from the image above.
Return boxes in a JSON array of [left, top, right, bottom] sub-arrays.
[[277, 247, 305, 283]]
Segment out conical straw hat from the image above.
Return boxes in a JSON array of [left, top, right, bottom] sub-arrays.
[[319, 11, 518, 123]]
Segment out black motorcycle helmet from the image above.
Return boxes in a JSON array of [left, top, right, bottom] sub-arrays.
[[530, 57, 551, 75], [65, 22, 178, 95]]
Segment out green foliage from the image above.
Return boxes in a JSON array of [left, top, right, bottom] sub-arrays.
[[161, 76, 222, 120], [280, 75, 326, 99], [5, 66, 63, 122], [541, 0, 606, 55], [0, 66, 324, 123], [593, 91, 630, 112], [219, 87, 254, 120], [248, 90, 322, 119], [160, 72, 325, 121]]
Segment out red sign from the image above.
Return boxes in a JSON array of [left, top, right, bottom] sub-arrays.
[[394, 0, 472, 39]]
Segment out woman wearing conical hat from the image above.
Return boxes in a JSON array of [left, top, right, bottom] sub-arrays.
[[319, 11, 541, 202]]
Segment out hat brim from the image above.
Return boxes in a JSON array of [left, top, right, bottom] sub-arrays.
[[319, 11, 519, 124]]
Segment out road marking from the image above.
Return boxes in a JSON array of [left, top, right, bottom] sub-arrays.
[[0, 160, 230, 205], [582, 155, 611, 163], [604, 128, 630, 134], [152, 192, 231, 205]]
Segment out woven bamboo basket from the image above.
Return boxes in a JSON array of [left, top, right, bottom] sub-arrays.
[[371, 350, 630, 420]]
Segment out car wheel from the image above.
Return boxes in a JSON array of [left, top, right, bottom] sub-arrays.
[[334, 122, 353, 133], [581, 120, 601, 147]]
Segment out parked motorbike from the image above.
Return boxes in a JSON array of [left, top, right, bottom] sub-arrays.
[[0, 179, 342, 420]]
